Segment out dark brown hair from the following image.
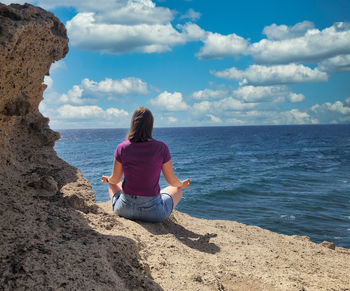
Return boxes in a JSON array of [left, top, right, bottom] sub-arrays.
[[126, 107, 154, 142]]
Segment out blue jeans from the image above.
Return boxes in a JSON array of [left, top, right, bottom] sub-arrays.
[[112, 191, 173, 222]]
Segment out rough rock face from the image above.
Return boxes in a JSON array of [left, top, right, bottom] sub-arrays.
[[0, 4, 160, 290], [0, 3, 97, 212]]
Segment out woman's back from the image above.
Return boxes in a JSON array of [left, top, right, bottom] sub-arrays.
[[115, 139, 170, 197]]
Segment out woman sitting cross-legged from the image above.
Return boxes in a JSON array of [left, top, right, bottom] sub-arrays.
[[101, 106, 190, 222]]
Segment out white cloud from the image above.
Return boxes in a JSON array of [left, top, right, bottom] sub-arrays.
[[249, 22, 350, 64], [317, 54, 350, 73], [190, 96, 349, 126], [192, 100, 211, 113], [168, 116, 178, 123], [50, 61, 66, 73], [225, 109, 317, 125], [193, 97, 256, 114], [263, 21, 315, 40], [178, 22, 207, 41], [288, 93, 305, 103], [60, 85, 84, 104], [280, 109, 317, 124], [180, 8, 201, 21], [212, 64, 328, 85], [81, 77, 148, 95], [192, 88, 227, 100], [44, 76, 53, 90], [194, 21, 350, 64], [307, 98, 350, 124], [311, 99, 350, 115], [233, 85, 305, 103], [345, 97, 350, 106], [67, 12, 203, 54], [16, 0, 173, 25], [57, 77, 149, 104], [92, 0, 173, 25], [226, 117, 245, 125], [215, 97, 257, 111], [207, 114, 222, 123], [150, 91, 189, 111], [57, 104, 129, 120], [196, 32, 248, 59]]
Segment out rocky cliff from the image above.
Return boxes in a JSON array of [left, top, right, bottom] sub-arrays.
[[0, 3, 349, 291], [0, 4, 160, 290]]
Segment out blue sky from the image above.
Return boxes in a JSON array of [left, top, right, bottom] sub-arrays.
[[5, 0, 350, 128]]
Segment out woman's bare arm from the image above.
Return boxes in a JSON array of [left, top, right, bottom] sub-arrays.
[[162, 160, 190, 188], [101, 158, 123, 184]]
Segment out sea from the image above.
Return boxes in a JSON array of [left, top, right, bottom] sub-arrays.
[[54, 125, 350, 248]]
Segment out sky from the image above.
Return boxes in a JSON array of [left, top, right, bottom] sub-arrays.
[[4, 0, 350, 128]]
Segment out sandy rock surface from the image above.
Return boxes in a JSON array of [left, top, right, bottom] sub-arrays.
[[98, 202, 350, 291], [0, 3, 349, 291]]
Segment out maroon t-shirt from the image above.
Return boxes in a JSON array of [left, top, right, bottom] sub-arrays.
[[114, 139, 171, 196]]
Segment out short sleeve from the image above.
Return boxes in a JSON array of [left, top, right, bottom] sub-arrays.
[[114, 143, 123, 163], [163, 143, 171, 164]]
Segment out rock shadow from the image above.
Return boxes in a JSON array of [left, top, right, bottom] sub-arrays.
[[1, 178, 164, 291]]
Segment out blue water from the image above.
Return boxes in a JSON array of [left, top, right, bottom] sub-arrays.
[[55, 125, 350, 248]]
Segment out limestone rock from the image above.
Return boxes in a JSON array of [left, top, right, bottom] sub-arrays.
[[320, 241, 336, 250], [0, 2, 96, 212]]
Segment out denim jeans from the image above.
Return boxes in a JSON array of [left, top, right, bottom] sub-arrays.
[[112, 191, 173, 222]]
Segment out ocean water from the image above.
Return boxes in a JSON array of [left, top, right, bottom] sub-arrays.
[[54, 125, 350, 248]]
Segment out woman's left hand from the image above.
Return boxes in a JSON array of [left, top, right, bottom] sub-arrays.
[[101, 176, 109, 184], [181, 178, 191, 188]]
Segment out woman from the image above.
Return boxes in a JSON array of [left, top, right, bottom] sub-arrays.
[[101, 107, 190, 222]]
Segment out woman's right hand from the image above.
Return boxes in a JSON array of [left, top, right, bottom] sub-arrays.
[[101, 176, 109, 184], [181, 179, 191, 188]]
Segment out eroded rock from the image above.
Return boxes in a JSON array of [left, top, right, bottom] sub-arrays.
[[320, 241, 336, 250], [0, 2, 96, 212]]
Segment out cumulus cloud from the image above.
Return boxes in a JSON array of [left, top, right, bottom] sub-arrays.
[[92, 0, 173, 25], [81, 77, 148, 95], [195, 21, 350, 65], [249, 22, 350, 64], [207, 114, 222, 123], [193, 97, 256, 114], [192, 88, 227, 100], [288, 93, 305, 103], [262, 21, 315, 40], [317, 54, 350, 73], [233, 85, 305, 103], [192, 100, 211, 112], [150, 91, 189, 111], [43, 76, 53, 90], [57, 104, 129, 120], [16, 0, 173, 25], [311, 99, 350, 115], [180, 8, 201, 21], [190, 94, 349, 125], [306, 98, 350, 124], [212, 64, 328, 85], [280, 109, 317, 124], [177, 22, 207, 41], [67, 12, 203, 54], [57, 77, 149, 104], [215, 97, 258, 111], [191, 84, 305, 108], [196, 32, 248, 59], [224, 109, 317, 125], [167, 116, 178, 123], [60, 85, 85, 104]]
